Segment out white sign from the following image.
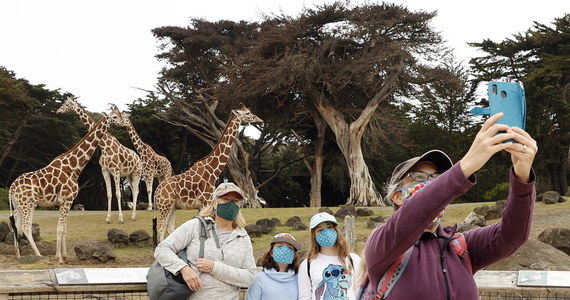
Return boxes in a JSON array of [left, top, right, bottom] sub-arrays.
[[55, 268, 150, 285], [518, 270, 570, 287]]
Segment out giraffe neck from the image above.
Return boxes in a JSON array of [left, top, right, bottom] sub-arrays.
[[205, 114, 240, 175], [73, 104, 96, 130], [126, 123, 149, 156], [52, 118, 108, 178]]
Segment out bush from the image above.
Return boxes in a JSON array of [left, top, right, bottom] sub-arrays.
[[483, 182, 510, 202], [0, 188, 8, 210]]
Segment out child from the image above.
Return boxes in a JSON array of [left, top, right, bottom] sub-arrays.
[[246, 233, 302, 300], [298, 212, 361, 300]]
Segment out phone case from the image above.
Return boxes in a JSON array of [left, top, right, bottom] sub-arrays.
[[470, 81, 526, 130]]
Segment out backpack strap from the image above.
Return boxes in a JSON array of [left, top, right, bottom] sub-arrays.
[[376, 245, 414, 299], [450, 233, 472, 273], [193, 216, 220, 259]]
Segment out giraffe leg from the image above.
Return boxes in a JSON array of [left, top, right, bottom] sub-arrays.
[[167, 207, 177, 237], [22, 210, 41, 257], [145, 176, 154, 211], [158, 204, 173, 242], [128, 173, 141, 221], [102, 169, 113, 224], [113, 174, 124, 224], [57, 204, 71, 264]]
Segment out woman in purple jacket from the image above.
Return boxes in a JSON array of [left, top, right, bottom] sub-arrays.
[[362, 113, 537, 300]]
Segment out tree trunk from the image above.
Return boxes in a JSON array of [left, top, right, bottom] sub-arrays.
[[344, 132, 381, 206], [309, 105, 326, 207], [0, 116, 28, 170]]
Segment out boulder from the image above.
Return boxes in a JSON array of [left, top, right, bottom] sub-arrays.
[[245, 225, 264, 237], [485, 204, 503, 220], [0, 221, 10, 242], [292, 222, 308, 231], [270, 218, 282, 227], [472, 205, 489, 216], [318, 207, 334, 215], [17, 255, 44, 264], [457, 211, 487, 232], [335, 205, 356, 219], [356, 208, 374, 217], [93, 245, 116, 262], [129, 230, 151, 247], [5, 223, 40, 244], [542, 191, 562, 204], [537, 227, 570, 255], [285, 216, 302, 227], [255, 218, 274, 234], [72, 204, 85, 211], [74, 244, 98, 260], [367, 216, 387, 229], [136, 202, 149, 210], [486, 238, 570, 271], [107, 228, 129, 246]]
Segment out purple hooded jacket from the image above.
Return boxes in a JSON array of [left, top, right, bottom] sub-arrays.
[[365, 162, 536, 300]]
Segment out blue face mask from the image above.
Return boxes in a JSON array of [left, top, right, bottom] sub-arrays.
[[272, 245, 295, 264], [315, 228, 338, 248]]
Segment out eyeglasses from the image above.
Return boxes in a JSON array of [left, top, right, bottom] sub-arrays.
[[407, 171, 440, 182]]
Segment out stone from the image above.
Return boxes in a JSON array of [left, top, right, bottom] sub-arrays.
[[473, 205, 489, 216], [318, 207, 334, 215], [537, 227, 570, 255], [107, 228, 129, 246], [17, 255, 44, 264], [485, 205, 503, 220], [542, 191, 562, 204], [245, 225, 263, 237], [72, 204, 85, 211], [285, 216, 302, 227], [255, 218, 274, 234], [74, 244, 97, 260], [292, 222, 308, 231], [0, 221, 10, 242], [270, 218, 282, 227], [457, 211, 487, 232], [367, 216, 387, 229], [335, 205, 357, 219], [129, 230, 151, 247], [136, 202, 149, 210], [356, 208, 374, 217], [93, 245, 116, 262]]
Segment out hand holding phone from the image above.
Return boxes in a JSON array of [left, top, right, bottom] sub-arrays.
[[470, 81, 526, 132]]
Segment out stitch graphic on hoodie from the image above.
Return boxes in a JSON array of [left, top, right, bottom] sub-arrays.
[[314, 264, 351, 300]]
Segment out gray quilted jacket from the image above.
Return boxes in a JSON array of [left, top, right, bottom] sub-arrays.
[[154, 217, 258, 300]]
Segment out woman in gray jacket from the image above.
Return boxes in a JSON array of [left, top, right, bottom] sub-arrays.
[[154, 182, 257, 300]]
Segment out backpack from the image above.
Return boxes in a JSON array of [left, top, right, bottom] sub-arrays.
[[146, 216, 218, 300], [357, 233, 471, 300]]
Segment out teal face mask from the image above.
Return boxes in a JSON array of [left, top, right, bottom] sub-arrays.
[[315, 228, 338, 247], [216, 201, 240, 221], [272, 246, 295, 264]]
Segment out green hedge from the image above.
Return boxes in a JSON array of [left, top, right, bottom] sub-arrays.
[[0, 188, 8, 210]]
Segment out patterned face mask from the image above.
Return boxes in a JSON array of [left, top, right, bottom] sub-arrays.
[[315, 228, 338, 248], [399, 180, 432, 201], [216, 201, 240, 221], [272, 245, 295, 264]]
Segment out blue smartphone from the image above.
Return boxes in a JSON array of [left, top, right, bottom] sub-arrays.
[[487, 81, 526, 129]]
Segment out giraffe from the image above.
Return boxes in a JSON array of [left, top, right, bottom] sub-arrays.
[[110, 105, 173, 211], [154, 106, 263, 241], [8, 110, 124, 263], [57, 97, 143, 223]]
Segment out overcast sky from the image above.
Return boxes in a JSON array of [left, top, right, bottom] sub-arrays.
[[1, 0, 569, 113]]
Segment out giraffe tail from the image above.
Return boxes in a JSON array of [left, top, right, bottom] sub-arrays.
[[152, 217, 158, 248], [8, 190, 21, 256]]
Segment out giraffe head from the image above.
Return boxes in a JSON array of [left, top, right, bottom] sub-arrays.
[[57, 96, 81, 114], [108, 104, 131, 127], [231, 105, 263, 124], [104, 106, 127, 127]]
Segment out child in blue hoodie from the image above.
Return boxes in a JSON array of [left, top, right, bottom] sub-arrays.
[[246, 233, 302, 300]]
